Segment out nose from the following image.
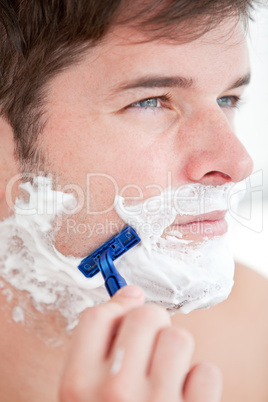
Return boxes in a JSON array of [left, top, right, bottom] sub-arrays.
[[182, 109, 254, 185]]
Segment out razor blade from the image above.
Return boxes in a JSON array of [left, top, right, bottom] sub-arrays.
[[78, 225, 141, 296]]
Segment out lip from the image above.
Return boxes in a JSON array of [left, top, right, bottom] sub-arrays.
[[166, 210, 228, 240]]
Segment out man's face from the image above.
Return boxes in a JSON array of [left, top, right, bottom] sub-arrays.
[[39, 18, 253, 258]]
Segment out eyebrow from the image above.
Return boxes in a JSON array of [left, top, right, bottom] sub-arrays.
[[113, 72, 251, 92], [115, 75, 195, 91], [227, 72, 251, 90]]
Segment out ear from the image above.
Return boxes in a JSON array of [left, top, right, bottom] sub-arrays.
[[0, 118, 20, 219]]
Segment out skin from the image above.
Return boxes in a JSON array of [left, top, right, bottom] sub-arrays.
[[0, 16, 267, 402], [40, 19, 252, 256]]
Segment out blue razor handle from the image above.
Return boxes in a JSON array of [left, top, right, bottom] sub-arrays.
[[78, 225, 141, 297]]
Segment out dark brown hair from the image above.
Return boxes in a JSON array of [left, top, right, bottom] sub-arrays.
[[0, 0, 263, 169]]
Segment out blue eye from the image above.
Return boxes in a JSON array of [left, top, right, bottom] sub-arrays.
[[127, 94, 172, 110], [217, 96, 241, 108], [131, 98, 159, 108]]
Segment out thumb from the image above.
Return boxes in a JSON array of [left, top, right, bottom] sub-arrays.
[[108, 285, 145, 310]]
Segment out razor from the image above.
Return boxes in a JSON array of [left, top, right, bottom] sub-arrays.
[[78, 225, 141, 297]]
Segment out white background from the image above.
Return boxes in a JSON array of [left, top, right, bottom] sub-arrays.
[[232, 7, 268, 278]]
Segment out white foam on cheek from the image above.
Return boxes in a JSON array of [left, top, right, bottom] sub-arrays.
[[0, 176, 246, 331], [114, 181, 246, 312], [0, 177, 107, 330]]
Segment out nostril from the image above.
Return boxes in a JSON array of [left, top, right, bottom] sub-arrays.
[[205, 171, 231, 180], [201, 171, 232, 186]]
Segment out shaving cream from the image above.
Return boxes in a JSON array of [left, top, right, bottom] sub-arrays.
[[0, 177, 106, 330], [114, 181, 245, 312], [0, 176, 245, 329]]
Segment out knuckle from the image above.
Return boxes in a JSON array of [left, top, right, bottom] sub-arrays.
[[80, 305, 106, 324], [147, 389, 164, 402], [195, 361, 222, 383], [100, 376, 131, 402], [59, 372, 89, 402], [164, 327, 195, 351], [149, 392, 174, 402], [126, 304, 171, 328], [80, 303, 122, 326]]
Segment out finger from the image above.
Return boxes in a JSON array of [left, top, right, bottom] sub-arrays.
[[149, 327, 194, 400], [70, 285, 145, 360], [108, 305, 171, 379], [183, 362, 222, 402], [74, 285, 145, 358], [59, 286, 144, 400]]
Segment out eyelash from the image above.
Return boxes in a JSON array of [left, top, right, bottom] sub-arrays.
[[127, 94, 243, 111], [216, 95, 243, 109], [127, 93, 173, 110]]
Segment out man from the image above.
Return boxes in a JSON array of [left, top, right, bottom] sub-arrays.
[[0, 1, 267, 401]]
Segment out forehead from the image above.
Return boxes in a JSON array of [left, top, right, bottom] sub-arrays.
[[47, 18, 250, 105], [80, 18, 249, 92]]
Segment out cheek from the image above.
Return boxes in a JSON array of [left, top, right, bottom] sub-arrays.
[[42, 105, 177, 212], [54, 206, 126, 257], [42, 112, 180, 256], [41, 111, 90, 180]]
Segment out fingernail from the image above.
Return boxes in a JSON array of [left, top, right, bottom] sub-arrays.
[[118, 285, 142, 298]]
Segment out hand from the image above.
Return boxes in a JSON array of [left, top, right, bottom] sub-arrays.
[[59, 285, 222, 402]]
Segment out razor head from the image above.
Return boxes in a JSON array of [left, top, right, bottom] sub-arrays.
[[78, 225, 141, 278]]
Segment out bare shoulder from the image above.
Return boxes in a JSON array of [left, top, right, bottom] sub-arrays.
[[230, 263, 268, 398], [232, 262, 268, 307], [172, 263, 268, 401], [228, 263, 268, 333]]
